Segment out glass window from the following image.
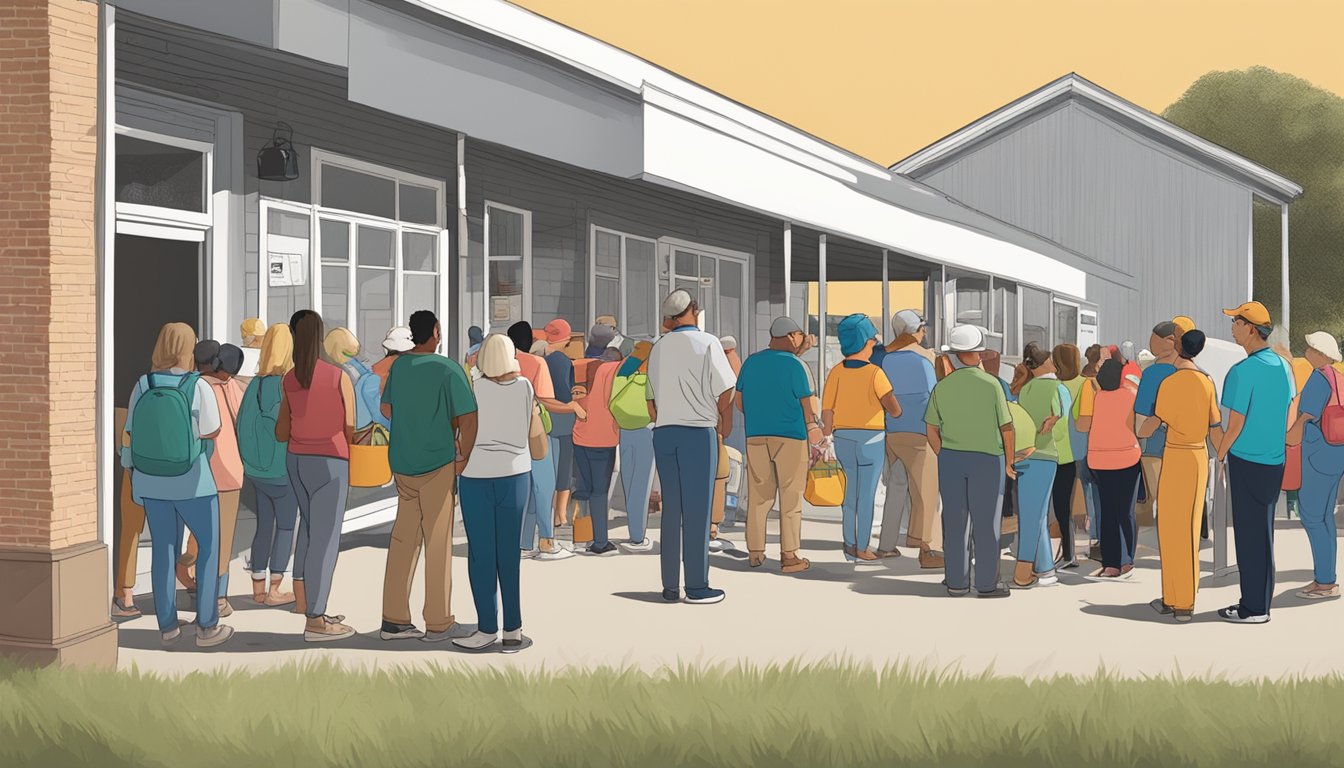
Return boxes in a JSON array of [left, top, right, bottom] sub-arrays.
[[1022, 286, 1051, 350], [951, 272, 989, 328], [357, 226, 394, 268], [675, 250, 696, 276], [320, 219, 349, 263], [322, 265, 348, 330], [404, 273, 437, 319], [402, 232, 437, 272], [1054, 303, 1079, 348], [595, 275, 619, 322], [320, 165, 395, 220], [489, 208, 525, 258], [398, 184, 439, 227], [626, 238, 656, 337], [116, 136, 206, 213], [993, 279, 1019, 356], [356, 268, 394, 349], [490, 259, 524, 331], [595, 231, 620, 275], [719, 260, 744, 345]]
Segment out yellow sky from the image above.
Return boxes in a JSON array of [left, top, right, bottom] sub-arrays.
[[513, 0, 1344, 166]]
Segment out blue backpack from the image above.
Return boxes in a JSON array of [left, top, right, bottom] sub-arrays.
[[237, 376, 288, 480], [129, 372, 203, 477]]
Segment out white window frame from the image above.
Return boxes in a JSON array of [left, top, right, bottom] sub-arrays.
[[112, 125, 214, 230], [589, 224, 658, 335], [483, 200, 532, 332], [655, 236, 751, 349], [311, 148, 445, 229]]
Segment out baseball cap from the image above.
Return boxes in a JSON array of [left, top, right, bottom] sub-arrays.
[[941, 324, 987, 353], [1172, 316, 1196, 334], [382, 326, 414, 353], [891, 309, 925, 337], [543, 319, 572, 344], [1306, 331, 1343, 363], [467, 326, 485, 346], [719, 336, 737, 352], [770, 316, 803, 338], [661, 290, 693, 319], [1223, 301, 1272, 328], [836, 314, 878, 356]]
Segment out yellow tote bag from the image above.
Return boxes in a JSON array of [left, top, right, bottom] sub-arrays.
[[804, 460, 846, 507], [349, 424, 392, 488]]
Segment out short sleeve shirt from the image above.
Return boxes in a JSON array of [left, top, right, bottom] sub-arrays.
[[736, 349, 813, 440], [544, 351, 576, 436], [647, 326, 737, 428], [382, 353, 478, 476], [822, 361, 893, 431], [1154, 368, 1221, 449], [924, 367, 1012, 456], [1087, 387, 1141, 470], [515, 352, 555, 400], [572, 360, 621, 448], [123, 370, 222, 504], [1007, 401, 1036, 462], [1221, 348, 1295, 465], [1018, 377, 1064, 461], [1134, 362, 1177, 457], [881, 349, 937, 435]]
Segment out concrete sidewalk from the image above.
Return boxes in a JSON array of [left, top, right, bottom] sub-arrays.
[[112, 505, 1344, 680]]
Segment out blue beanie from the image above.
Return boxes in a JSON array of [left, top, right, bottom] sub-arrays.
[[837, 314, 878, 357]]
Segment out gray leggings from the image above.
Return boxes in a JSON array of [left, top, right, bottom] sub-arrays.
[[288, 454, 349, 619]]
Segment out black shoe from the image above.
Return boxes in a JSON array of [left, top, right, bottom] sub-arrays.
[[662, 588, 680, 602], [379, 621, 424, 640], [975, 585, 1012, 599], [1217, 604, 1269, 624], [1149, 598, 1173, 616], [588, 542, 619, 557]]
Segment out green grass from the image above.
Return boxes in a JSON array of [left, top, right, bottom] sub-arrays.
[[1, 661, 1340, 767]]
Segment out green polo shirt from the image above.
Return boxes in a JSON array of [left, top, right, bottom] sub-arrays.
[[381, 353, 478, 476], [1017, 377, 1064, 461], [925, 367, 1012, 456]]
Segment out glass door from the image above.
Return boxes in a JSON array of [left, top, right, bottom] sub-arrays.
[[1053, 299, 1080, 348], [664, 244, 749, 344]]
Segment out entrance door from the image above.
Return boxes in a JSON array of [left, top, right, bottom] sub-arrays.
[[1053, 299, 1080, 348], [666, 245, 748, 345]]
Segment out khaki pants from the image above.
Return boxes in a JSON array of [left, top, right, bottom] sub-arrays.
[[884, 433, 942, 550], [217, 489, 240, 579], [115, 469, 144, 591], [745, 437, 807, 556], [383, 465, 457, 632], [711, 436, 730, 527], [1138, 456, 1162, 527]]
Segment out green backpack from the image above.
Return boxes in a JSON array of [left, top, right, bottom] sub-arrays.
[[129, 372, 204, 477], [237, 376, 287, 480], [537, 401, 553, 434], [610, 373, 651, 430]]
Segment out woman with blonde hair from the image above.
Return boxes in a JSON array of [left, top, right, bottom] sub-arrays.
[[237, 318, 266, 382], [454, 334, 547, 652], [239, 324, 298, 607], [278, 310, 357, 642], [121, 322, 233, 648], [324, 327, 388, 430]]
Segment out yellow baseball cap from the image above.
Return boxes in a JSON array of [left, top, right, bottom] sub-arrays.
[[1222, 301, 1272, 327], [1171, 315, 1196, 334]]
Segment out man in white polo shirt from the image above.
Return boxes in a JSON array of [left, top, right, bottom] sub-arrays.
[[647, 290, 737, 604]]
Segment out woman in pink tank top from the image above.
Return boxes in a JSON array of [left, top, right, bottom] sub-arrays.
[[1079, 358, 1141, 581], [277, 309, 357, 643]]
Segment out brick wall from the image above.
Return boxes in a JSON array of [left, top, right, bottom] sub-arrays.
[[0, 0, 100, 551]]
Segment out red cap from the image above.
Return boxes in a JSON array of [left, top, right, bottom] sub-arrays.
[[544, 319, 572, 344]]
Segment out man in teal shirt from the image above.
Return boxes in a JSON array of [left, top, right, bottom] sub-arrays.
[[1215, 301, 1295, 624], [735, 317, 819, 574], [378, 310, 478, 642]]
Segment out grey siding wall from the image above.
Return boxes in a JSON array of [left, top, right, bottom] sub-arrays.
[[919, 101, 1251, 343], [116, 12, 788, 362]]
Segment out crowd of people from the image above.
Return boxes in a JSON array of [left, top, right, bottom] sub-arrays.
[[113, 288, 1342, 651]]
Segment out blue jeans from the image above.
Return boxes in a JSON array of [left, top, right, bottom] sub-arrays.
[[833, 429, 885, 557], [1229, 455, 1285, 616], [459, 473, 529, 635], [653, 426, 718, 591], [1016, 458, 1057, 573], [574, 445, 618, 548], [619, 428, 656, 542], [938, 450, 1005, 593], [249, 477, 298, 577], [288, 454, 349, 619], [520, 451, 556, 549], [143, 495, 220, 633], [1300, 441, 1344, 585]]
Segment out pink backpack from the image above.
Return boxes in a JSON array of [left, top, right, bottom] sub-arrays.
[[1320, 367, 1344, 446]]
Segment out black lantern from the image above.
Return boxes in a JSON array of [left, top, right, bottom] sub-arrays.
[[257, 122, 300, 181]]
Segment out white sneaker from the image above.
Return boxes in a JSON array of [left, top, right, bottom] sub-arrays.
[[452, 630, 499, 651], [708, 538, 736, 552], [196, 624, 235, 648], [1036, 573, 1060, 587], [520, 548, 539, 560], [621, 539, 654, 553], [535, 546, 575, 561]]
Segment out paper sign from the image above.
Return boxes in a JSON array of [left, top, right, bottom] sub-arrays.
[[268, 252, 306, 288]]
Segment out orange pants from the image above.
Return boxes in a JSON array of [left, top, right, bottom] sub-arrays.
[[1156, 447, 1208, 612]]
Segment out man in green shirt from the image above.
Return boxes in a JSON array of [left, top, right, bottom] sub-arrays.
[[925, 325, 1016, 598], [378, 310, 478, 642]]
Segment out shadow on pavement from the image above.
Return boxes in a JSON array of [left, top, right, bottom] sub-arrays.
[[118, 625, 489, 654], [1078, 601, 1221, 625], [612, 591, 673, 604]]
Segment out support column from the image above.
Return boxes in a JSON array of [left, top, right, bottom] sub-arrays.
[[818, 234, 828, 381], [456, 133, 471, 352], [1281, 203, 1290, 333], [783, 221, 792, 320], [881, 249, 890, 342], [0, 0, 116, 668], [1246, 198, 1254, 304]]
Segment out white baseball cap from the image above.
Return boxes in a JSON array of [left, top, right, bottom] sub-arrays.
[[1306, 331, 1343, 363], [382, 326, 414, 352], [941, 324, 986, 354], [891, 309, 925, 337]]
